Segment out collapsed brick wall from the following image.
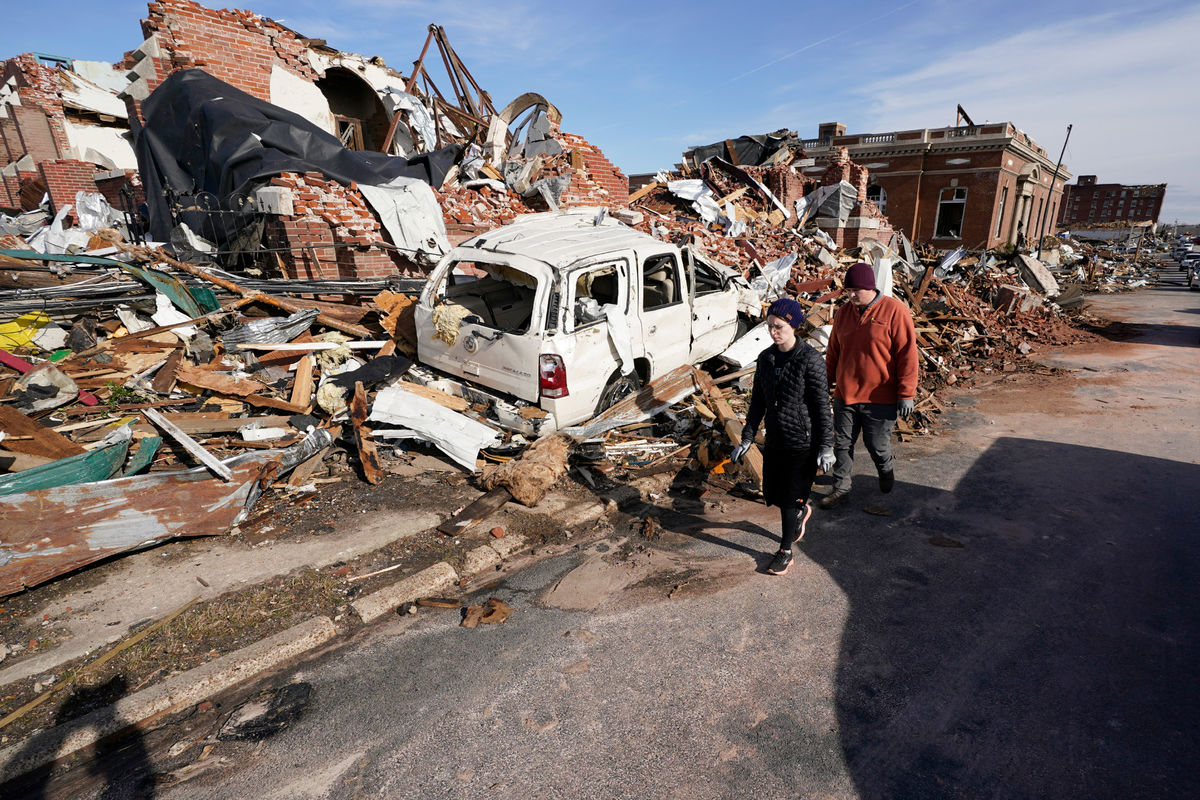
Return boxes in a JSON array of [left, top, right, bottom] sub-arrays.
[[2, 55, 73, 159], [437, 183, 536, 246], [820, 147, 868, 203], [129, 0, 317, 121], [38, 160, 101, 222], [557, 132, 630, 207], [265, 171, 411, 280], [1, 55, 73, 169], [762, 162, 816, 208]]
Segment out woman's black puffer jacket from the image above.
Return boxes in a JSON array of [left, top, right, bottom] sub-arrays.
[[740, 342, 833, 453]]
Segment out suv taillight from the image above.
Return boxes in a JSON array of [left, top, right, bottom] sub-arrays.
[[539, 354, 569, 398]]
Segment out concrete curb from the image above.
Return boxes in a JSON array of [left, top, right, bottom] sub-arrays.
[[0, 615, 336, 785], [351, 561, 458, 623]]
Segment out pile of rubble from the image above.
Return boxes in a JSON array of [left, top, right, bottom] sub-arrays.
[[0, 0, 1135, 599]]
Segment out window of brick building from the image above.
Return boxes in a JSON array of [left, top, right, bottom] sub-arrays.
[[934, 187, 967, 239], [866, 185, 887, 215]]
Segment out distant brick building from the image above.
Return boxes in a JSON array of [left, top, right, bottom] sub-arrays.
[[801, 122, 1070, 249], [1057, 176, 1166, 227]]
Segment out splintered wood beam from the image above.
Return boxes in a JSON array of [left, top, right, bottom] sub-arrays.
[[627, 181, 662, 205], [349, 381, 383, 484], [912, 264, 937, 307], [141, 407, 233, 481], [694, 370, 764, 489], [290, 355, 315, 410], [0, 406, 85, 459], [436, 486, 512, 536]]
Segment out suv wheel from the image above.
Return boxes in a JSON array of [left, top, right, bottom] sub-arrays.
[[596, 372, 641, 414]]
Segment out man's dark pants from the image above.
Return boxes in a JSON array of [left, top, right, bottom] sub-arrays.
[[831, 399, 897, 494]]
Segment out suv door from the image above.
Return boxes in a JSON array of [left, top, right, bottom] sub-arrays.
[[683, 247, 740, 361], [636, 251, 690, 377], [554, 256, 632, 412]]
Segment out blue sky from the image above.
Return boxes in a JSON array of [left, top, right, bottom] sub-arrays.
[[3, 0, 1198, 222]]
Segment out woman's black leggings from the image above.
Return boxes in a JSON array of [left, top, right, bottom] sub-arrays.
[[779, 501, 810, 550]]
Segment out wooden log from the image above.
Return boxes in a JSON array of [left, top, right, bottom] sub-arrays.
[[437, 486, 513, 536]]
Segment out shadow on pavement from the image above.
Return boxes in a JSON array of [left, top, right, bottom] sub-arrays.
[[1, 676, 156, 799], [799, 436, 1200, 799]]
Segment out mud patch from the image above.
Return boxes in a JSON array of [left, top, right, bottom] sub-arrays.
[[541, 541, 749, 611]]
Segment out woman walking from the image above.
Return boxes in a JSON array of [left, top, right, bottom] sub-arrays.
[[731, 298, 835, 575]]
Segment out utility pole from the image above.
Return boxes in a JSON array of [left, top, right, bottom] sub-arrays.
[[1036, 123, 1072, 262]]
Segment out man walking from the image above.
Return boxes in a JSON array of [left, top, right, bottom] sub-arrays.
[[821, 261, 918, 509]]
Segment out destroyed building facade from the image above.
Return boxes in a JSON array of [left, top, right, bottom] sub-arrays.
[[1057, 175, 1166, 227], [0, 53, 142, 222], [801, 121, 1070, 250], [1, 0, 630, 280]]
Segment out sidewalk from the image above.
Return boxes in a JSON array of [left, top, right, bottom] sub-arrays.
[[0, 449, 664, 780]]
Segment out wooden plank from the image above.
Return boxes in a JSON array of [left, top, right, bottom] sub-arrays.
[[724, 139, 740, 166], [0, 406, 85, 459], [714, 365, 755, 386], [141, 407, 233, 481], [389, 380, 470, 412], [627, 181, 662, 205], [286, 447, 327, 488], [290, 355, 315, 409], [436, 486, 512, 536], [349, 381, 383, 485], [717, 186, 749, 205], [480, 162, 504, 181], [694, 370, 764, 489], [912, 265, 937, 307], [243, 394, 307, 414], [176, 364, 269, 397], [151, 348, 183, 394]]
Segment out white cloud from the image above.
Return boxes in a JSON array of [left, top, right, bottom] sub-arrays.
[[858, 6, 1200, 220]]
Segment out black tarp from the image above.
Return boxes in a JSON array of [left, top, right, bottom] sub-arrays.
[[133, 69, 459, 245], [683, 130, 796, 169]]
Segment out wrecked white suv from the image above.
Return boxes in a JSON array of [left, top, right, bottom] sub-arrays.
[[414, 209, 759, 437]]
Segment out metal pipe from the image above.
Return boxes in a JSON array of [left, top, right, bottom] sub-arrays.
[[1036, 123, 1072, 261]]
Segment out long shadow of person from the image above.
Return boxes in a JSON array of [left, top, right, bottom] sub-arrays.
[[0, 675, 155, 799], [797, 437, 1200, 799]]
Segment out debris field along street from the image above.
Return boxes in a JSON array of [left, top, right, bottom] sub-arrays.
[[6, 285, 1194, 799], [0, 0, 1196, 795]]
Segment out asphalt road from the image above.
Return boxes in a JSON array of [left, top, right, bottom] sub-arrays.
[[19, 277, 1200, 799]]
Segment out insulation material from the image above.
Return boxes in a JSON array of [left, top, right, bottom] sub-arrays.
[[432, 303, 473, 346], [478, 434, 570, 507], [370, 382, 502, 471], [667, 179, 721, 224]]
